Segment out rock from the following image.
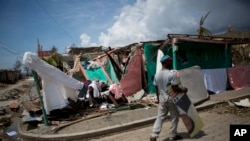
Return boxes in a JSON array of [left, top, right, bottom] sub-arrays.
[[0, 108, 6, 115], [0, 114, 11, 127], [9, 102, 19, 109], [227, 101, 236, 107]]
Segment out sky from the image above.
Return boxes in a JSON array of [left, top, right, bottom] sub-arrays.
[[0, 0, 250, 69]]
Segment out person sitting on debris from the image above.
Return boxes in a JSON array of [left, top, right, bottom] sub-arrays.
[[86, 80, 102, 107], [78, 80, 92, 100]]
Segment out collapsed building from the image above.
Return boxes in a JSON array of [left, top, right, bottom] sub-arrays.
[[18, 30, 250, 130]]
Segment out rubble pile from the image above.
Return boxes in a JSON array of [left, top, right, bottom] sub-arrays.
[[0, 79, 33, 137], [0, 89, 22, 101], [0, 108, 11, 127]]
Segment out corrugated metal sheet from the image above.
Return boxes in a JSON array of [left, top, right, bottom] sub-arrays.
[[120, 47, 143, 96], [217, 30, 250, 39], [68, 47, 102, 55], [178, 66, 209, 104]]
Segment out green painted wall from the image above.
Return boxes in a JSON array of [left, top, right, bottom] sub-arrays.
[[143, 42, 232, 94], [174, 42, 232, 70]]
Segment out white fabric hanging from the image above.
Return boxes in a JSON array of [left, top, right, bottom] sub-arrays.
[[22, 52, 84, 114], [156, 49, 164, 73], [202, 68, 227, 94]]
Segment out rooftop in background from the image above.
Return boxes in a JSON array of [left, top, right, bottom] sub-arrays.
[[67, 47, 103, 56], [37, 51, 52, 57]]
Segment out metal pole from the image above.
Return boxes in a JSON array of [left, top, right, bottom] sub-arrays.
[[172, 38, 178, 70], [31, 70, 48, 126], [225, 43, 228, 68]]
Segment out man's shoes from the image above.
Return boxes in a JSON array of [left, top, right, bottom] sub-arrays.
[[170, 135, 182, 140], [150, 137, 157, 141]]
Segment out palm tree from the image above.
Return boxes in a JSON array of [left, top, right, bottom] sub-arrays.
[[42, 46, 65, 71], [197, 11, 212, 38]]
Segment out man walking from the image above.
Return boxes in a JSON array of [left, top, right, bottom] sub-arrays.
[[150, 55, 187, 141]]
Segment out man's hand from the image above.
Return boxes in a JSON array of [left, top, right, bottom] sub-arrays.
[[169, 91, 177, 96], [182, 87, 188, 93], [172, 85, 188, 95]]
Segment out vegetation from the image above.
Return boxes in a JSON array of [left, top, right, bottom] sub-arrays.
[[197, 11, 212, 38], [42, 46, 65, 71], [23, 66, 31, 76], [13, 60, 22, 71], [232, 44, 250, 66]]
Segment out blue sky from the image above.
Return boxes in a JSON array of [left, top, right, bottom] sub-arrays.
[[1, 0, 250, 69]]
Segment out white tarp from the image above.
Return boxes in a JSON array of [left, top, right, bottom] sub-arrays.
[[202, 68, 227, 94], [22, 52, 83, 114], [156, 49, 164, 73]]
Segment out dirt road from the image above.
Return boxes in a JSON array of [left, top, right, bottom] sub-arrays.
[[0, 78, 33, 107]]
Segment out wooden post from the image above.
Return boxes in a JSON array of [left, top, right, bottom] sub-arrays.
[[225, 43, 228, 68], [97, 58, 113, 84], [80, 65, 89, 80]]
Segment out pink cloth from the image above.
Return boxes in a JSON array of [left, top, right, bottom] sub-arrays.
[[109, 84, 123, 99], [227, 66, 250, 90]]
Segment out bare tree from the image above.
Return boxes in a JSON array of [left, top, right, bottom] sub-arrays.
[[13, 60, 22, 71], [51, 45, 57, 54], [24, 66, 30, 76]]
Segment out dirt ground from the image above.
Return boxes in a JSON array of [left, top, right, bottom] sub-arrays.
[[0, 78, 34, 140], [203, 95, 250, 118]]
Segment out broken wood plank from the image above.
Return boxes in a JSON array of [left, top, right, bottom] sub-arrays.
[[50, 111, 110, 133]]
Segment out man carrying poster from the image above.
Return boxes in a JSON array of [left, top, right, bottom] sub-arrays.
[[150, 55, 188, 141]]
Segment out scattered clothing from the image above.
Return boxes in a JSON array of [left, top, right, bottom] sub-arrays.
[[86, 80, 101, 107], [109, 84, 123, 99]]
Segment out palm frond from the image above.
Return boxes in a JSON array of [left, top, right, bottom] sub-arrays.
[[199, 16, 204, 25], [42, 56, 58, 67], [202, 27, 212, 36], [199, 11, 211, 26], [198, 27, 212, 38], [203, 11, 211, 23], [198, 11, 212, 38]]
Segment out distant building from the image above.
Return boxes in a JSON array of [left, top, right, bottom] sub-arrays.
[[36, 38, 51, 58]]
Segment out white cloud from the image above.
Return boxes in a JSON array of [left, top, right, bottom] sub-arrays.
[[80, 33, 99, 47], [80, 0, 250, 47], [80, 33, 91, 46], [98, 0, 199, 47]]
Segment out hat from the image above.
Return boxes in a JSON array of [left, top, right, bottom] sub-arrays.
[[160, 55, 172, 63]]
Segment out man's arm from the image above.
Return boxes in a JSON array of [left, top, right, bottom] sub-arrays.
[[172, 85, 188, 94], [155, 86, 160, 103]]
